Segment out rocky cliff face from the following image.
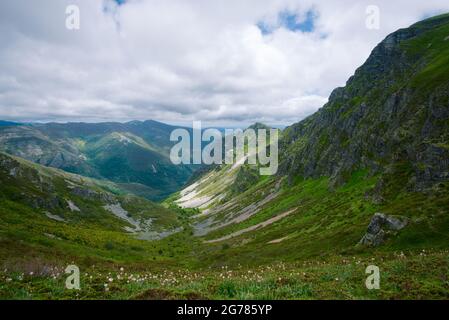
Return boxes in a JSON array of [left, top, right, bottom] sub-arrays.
[[279, 14, 449, 191]]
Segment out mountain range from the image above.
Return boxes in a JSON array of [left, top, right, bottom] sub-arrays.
[[0, 13, 449, 299], [0, 120, 196, 201]]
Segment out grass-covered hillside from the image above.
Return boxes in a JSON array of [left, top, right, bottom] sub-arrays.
[[0, 152, 193, 267], [2, 162, 448, 299]]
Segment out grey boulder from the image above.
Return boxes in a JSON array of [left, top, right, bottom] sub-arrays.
[[359, 213, 408, 246]]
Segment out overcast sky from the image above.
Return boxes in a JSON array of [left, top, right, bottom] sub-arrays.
[[0, 0, 448, 126]]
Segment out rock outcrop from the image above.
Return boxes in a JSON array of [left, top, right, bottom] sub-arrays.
[[359, 213, 408, 246]]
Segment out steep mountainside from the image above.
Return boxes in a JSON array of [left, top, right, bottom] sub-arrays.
[[280, 14, 449, 191], [0, 120, 196, 201]]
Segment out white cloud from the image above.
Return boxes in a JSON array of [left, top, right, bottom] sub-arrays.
[[0, 0, 448, 125]]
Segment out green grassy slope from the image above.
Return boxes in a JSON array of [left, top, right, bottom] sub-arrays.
[[0, 152, 192, 268]]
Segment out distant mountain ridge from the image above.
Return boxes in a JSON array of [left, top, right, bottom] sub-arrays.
[[0, 120, 22, 127], [0, 120, 196, 201]]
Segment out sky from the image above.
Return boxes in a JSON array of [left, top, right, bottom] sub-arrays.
[[0, 0, 448, 126]]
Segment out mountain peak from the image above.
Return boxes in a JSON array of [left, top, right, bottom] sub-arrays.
[[247, 122, 271, 131]]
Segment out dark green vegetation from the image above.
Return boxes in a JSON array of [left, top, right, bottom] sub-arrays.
[[0, 121, 196, 201], [1, 14, 449, 299]]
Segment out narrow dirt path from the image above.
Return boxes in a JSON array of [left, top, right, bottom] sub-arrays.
[[267, 236, 289, 244], [204, 208, 297, 243]]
